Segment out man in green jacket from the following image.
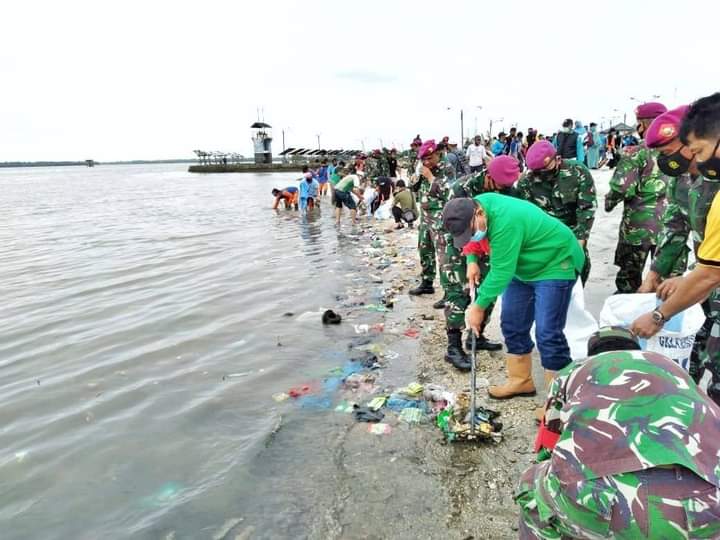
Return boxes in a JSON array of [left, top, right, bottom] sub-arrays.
[[442, 193, 584, 400]]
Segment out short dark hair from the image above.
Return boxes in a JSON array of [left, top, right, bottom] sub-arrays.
[[272, 188, 280, 196], [498, 131, 506, 138], [590, 122, 597, 128], [680, 92, 720, 144], [302, 165, 309, 173], [321, 159, 327, 165], [562, 118, 573, 128], [396, 179, 406, 188]]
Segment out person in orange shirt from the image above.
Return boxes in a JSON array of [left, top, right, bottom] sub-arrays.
[[271, 187, 298, 210]]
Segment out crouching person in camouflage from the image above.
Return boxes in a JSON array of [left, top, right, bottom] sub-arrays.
[[517, 327, 720, 539]]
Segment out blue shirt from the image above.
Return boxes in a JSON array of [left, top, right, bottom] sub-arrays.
[[317, 166, 329, 183], [491, 140, 504, 155], [299, 179, 319, 199]]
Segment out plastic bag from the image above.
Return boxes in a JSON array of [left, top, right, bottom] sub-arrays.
[[374, 200, 393, 220], [563, 279, 599, 360], [599, 293, 705, 370]]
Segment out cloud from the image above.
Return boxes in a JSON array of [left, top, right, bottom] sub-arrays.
[[334, 70, 396, 84]]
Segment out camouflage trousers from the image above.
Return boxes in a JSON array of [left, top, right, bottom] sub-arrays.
[[613, 241, 655, 293], [438, 226, 495, 332], [418, 207, 437, 283], [517, 461, 720, 539], [693, 289, 720, 405]]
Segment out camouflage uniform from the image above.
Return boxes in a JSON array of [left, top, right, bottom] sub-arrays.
[[377, 151, 391, 178], [517, 350, 720, 539], [652, 173, 720, 391], [605, 145, 670, 293], [417, 159, 456, 285], [516, 160, 597, 285], [364, 157, 379, 182], [438, 171, 504, 331]]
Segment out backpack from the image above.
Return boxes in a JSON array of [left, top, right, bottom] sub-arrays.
[[586, 131, 594, 148]]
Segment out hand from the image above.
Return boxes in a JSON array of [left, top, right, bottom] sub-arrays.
[[465, 304, 486, 337], [421, 166, 434, 181], [578, 239, 587, 248], [467, 262, 481, 287], [637, 271, 661, 294], [630, 312, 662, 339], [656, 276, 683, 301]]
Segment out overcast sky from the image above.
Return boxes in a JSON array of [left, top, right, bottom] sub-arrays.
[[3, 0, 719, 161]]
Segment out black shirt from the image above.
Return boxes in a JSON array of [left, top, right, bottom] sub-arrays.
[[388, 157, 398, 177]]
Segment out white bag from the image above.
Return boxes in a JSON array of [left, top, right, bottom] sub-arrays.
[[563, 279, 599, 360], [599, 293, 705, 371], [374, 200, 393, 220]]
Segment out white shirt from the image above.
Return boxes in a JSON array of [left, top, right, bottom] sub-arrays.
[[466, 144, 487, 167]]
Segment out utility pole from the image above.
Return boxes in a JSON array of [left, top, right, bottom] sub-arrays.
[[316, 133, 321, 150], [460, 109, 464, 147]]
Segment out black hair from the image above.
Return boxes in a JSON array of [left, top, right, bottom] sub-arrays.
[[498, 132, 506, 138], [332, 159, 337, 164], [587, 335, 641, 356], [680, 92, 720, 144], [396, 179, 406, 188], [339, 161, 345, 167], [302, 165, 309, 173], [562, 118, 573, 128], [272, 188, 280, 196], [321, 159, 327, 165], [589, 122, 597, 128]]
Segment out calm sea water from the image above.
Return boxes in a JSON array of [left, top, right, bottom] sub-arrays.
[[0, 163, 411, 539]]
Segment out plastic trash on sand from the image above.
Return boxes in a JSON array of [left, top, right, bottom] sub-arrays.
[[335, 400, 357, 413], [397, 382, 424, 397], [367, 396, 388, 411], [436, 392, 502, 442], [599, 293, 705, 371], [367, 423, 392, 435], [272, 392, 290, 402], [399, 407, 425, 424]]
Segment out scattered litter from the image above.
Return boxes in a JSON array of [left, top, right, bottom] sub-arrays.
[[354, 324, 370, 334], [272, 392, 290, 402], [436, 392, 502, 442], [223, 372, 250, 380], [382, 350, 400, 360], [344, 373, 376, 389], [367, 423, 392, 435], [288, 384, 315, 398], [283, 312, 294, 317], [365, 304, 389, 312], [322, 310, 342, 325], [403, 328, 421, 339], [386, 396, 425, 412], [367, 396, 388, 411], [399, 408, 425, 424], [335, 400, 357, 413], [299, 395, 333, 410], [397, 382, 424, 397], [370, 275, 384, 283], [14, 451, 28, 463], [353, 405, 385, 423]]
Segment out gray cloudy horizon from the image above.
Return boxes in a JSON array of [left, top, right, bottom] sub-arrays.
[[3, 0, 719, 161]]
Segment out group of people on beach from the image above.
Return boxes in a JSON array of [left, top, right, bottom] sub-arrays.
[[273, 91, 720, 538], [412, 93, 720, 538]]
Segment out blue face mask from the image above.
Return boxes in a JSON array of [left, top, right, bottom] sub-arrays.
[[471, 229, 487, 242]]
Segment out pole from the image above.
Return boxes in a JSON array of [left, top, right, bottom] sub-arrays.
[[470, 332, 477, 436], [317, 134, 321, 150], [489, 119, 493, 139], [282, 129, 286, 153], [460, 109, 464, 147]]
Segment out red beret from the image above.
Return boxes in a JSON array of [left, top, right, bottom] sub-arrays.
[[487, 155, 521, 186], [418, 139, 437, 159], [645, 105, 690, 149], [635, 102, 667, 120], [526, 140, 558, 171]]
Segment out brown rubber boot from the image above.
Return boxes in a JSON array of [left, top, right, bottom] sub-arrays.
[[488, 354, 537, 400], [535, 370, 557, 422]]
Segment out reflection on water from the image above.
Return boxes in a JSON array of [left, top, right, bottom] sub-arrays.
[[0, 164, 369, 539]]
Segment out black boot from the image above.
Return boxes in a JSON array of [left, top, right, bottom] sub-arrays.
[[433, 297, 446, 309], [409, 280, 435, 296], [466, 333, 503, 352], [445, 329, 471, 371]]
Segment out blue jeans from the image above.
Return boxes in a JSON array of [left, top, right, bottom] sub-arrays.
[[500, 278, 575, 371]]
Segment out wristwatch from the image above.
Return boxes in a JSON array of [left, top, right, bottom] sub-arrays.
[[651, 309, 667, 326]]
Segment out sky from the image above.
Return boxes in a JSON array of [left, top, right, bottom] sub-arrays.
[[3, 0, 719, 161]]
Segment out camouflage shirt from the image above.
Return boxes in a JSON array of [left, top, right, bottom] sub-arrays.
[[451, 171, 516, 199], [652, 174, 720, 276], [605, 145, 669, 247], [516, 160, 597, 241], [377, 153, 391, 177], [541, 350, 720, 487], [363, 157, 379, 181], [418, 158, 456, 212]]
